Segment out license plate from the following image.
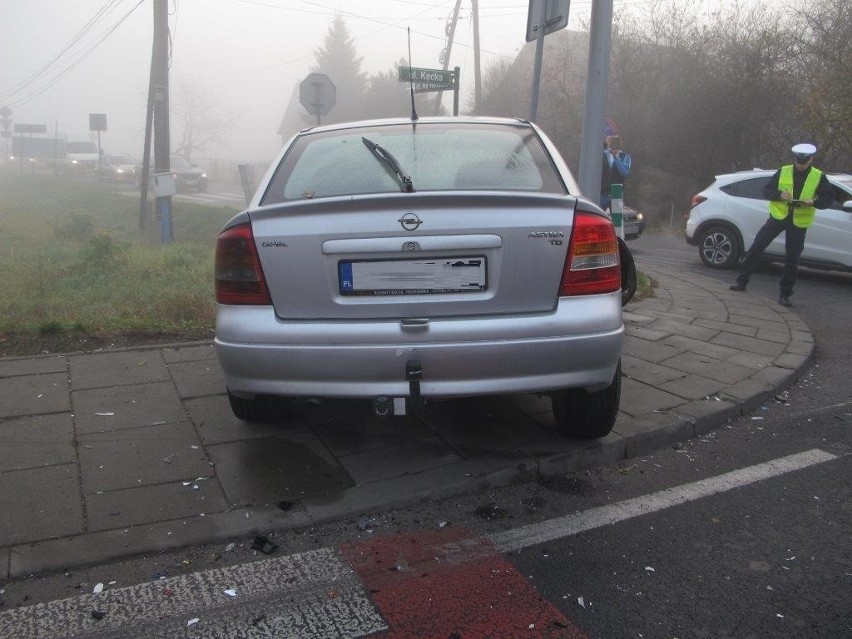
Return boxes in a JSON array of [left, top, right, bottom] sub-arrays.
[[339, 257, 487, 295]]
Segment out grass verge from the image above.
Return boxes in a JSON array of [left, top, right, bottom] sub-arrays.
[[0, 169, 657, 358], [0, 170, 238, 357]]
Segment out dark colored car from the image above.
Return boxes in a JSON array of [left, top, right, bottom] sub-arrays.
[[169, 155, 208, 192], [622, 205, 645, 240]]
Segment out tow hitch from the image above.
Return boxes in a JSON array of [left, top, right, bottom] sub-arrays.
[[406, 359, 423, 411], [371, 359, 425, 419]]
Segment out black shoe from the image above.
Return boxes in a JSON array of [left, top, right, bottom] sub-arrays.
[[779, 295, 792, 307], [729, 282, 747, 291]]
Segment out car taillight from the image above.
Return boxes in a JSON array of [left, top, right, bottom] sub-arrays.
[[215, 222, 271, 305], [560, 210, 621, 296], [690, 195, 707, 209]]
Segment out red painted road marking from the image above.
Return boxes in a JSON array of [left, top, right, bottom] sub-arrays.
[[342, 528, 588, 638]]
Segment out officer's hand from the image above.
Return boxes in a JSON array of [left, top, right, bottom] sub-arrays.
[[803, 199, 814, 206], [780, 191, 792, 201]]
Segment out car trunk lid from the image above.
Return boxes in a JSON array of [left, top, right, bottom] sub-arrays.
[[249, 192, 577, 320]]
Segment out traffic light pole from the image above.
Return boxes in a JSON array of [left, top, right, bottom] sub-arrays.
[[578, 0, 614, 200]]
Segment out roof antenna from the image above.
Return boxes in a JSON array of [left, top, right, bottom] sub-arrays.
[[407, 27, 418, 122]]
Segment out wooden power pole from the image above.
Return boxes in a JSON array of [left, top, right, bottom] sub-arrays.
[[139, 0, 172, 240], [434, 0, 463, 114]]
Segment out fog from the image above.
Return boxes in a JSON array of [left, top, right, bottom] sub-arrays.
[[1, 0, 765, 165]]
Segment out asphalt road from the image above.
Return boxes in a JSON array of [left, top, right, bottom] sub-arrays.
[[506, 231, 852, 637]]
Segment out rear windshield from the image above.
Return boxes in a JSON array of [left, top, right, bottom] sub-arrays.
[[260, 121, 566, 205]]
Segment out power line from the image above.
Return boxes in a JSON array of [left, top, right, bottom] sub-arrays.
[[2, 0, 145, 106], [0, 0, 127, 102]]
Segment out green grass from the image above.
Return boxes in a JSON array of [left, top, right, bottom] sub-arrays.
[[0, 170, 238, 351], [0, 169, 657, 355], [634, 270, 656, 301]]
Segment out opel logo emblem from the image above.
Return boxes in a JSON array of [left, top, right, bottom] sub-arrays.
[[399, 212, 422, 231]]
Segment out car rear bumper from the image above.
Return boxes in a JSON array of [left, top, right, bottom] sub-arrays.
[[215, 293, 624, 399], [623, 221, 643, 239]]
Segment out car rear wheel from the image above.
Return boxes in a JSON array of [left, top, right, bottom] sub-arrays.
[[551, 359, 621, 439], [619, 238, 637, 306], [698, 226, 741, 268]]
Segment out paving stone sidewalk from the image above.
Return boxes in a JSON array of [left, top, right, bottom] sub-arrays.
[[0, 266, 812, 579]]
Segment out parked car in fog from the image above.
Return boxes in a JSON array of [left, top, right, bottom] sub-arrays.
[[100, 153, 138, 181], [685, 169, 852, 270], [214, 116, 624, 439]]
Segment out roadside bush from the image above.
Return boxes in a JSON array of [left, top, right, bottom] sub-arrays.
[[51, 212, 96, 240], [76, 231, 130, 271]]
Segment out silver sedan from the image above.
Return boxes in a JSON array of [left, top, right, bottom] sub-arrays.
[[214, 117, 623, 439]]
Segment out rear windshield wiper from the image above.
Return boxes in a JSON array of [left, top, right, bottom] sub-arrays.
[[361, 137, 415, 193]]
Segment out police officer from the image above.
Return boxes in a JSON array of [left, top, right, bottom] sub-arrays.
[[729, 143, 835, 307], [600, 136, 631, 211]]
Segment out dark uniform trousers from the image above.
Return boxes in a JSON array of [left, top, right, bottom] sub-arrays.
[[735, 214, 807, 296]]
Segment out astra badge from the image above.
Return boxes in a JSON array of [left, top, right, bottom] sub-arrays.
[[399, 212, 423, 231], [528, 231, 564, 238]]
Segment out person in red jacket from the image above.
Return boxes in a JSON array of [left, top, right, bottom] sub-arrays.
[[729, 143, 835, 307]]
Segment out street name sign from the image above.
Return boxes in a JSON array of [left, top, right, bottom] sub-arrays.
[[398, 67, 455, 93]]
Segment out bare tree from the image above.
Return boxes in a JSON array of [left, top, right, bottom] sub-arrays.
[[171, 78, 240, 163], [788, 0, 852, 171]]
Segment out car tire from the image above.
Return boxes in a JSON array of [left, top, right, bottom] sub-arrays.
[[227, 390, 280, 423], [698, 226, 741, 269], [551, 359, 621, 439], [619, 237, 637, 306]]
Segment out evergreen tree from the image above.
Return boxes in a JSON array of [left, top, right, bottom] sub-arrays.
[[311, 15, 367, 124]]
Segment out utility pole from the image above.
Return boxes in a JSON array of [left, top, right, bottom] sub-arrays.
[[152, 0, 172, 243], [578, 0, 614, 200], [138, 33, 156, 230], [472, 0, 481, 113], [434, 0, 463, 115], [139, 0, 172, 241]]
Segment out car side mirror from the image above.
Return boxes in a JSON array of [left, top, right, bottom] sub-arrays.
[[842, 199, 852, 212]]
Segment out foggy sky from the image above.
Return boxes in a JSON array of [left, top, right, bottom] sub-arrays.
[[0, 0, 767, 164]]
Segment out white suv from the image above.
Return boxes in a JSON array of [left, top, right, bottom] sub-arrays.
[[685, 169, 852, 270]]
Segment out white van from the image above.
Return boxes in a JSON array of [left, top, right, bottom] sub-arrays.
[[63, 136, 99, 174]]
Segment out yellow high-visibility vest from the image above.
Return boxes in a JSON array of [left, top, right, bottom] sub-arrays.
[[769, 165, 822, 228]]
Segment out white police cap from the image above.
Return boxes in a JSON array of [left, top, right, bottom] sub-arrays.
[[791, 143, 817, 157]]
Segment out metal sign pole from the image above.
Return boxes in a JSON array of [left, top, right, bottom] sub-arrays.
[[578, 0, 614, 199], [453, 67, 460, 116], [529, 0, 548, 122]]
